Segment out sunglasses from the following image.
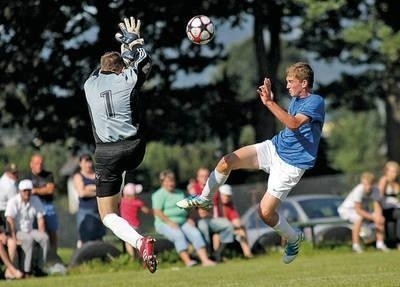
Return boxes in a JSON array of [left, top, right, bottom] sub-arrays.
[[21, 189, 32, 192]]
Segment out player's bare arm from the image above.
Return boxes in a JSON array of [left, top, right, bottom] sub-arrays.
[[257, 78, 309, 130]]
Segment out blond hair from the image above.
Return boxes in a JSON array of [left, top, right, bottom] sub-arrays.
[[383, 161, 399, 173], [286, 62, 314, 89], [360, 171, 375, 184]]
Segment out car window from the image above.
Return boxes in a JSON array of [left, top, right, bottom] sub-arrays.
[[278, 202, 299, 223], [297, 197, 343, 219]]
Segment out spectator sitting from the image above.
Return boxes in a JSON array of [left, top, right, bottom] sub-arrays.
[[377, 161, 400, 248], [72, 154, 105, 248], [0, 229, 23, 280], [152, 170, 216, 267], [188, 167, 210, 196], [196, 207, 235, 262], [213, 184, 254, 258], [338, 172, 388, 253], [5, 179, 49, 277], [120, 183, 152, 258], [0, 163, 19, 231]]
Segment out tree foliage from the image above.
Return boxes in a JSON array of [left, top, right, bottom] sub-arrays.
[[0, 0, 309, 148], [327, 109, 385, 175], [295, 0, 400, 162]]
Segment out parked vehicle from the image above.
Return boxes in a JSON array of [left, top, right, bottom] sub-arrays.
[[241, 194, 354, 253]]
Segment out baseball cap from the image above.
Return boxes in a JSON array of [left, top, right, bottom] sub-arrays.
[[5, 163, 18, 174], [18, 179, 33, 190], [123, 183, 143, 196], [219, 184, 232, 196]]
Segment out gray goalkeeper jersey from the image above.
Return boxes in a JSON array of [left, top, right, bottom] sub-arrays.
[[84, 47, 151, 143]]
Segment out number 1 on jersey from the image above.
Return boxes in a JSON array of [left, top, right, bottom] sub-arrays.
[[100, 90, 115, 118]]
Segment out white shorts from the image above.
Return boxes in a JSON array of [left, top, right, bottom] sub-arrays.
[[338, 207, 361, 223], [255, 140, 305, 201]]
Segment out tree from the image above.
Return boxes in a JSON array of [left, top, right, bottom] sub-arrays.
[[0, 1, 245, 146], [295, 0, 400, 162], [326, 109, 385, 174], [1, 1, 316, 153]]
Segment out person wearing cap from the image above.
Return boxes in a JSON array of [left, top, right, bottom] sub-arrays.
[[0, 163, 19, 230], [72, 154, 105, 248], [5, 179, 49, 277], [214, 184, 253, 258], [120, 183, 151, 258]]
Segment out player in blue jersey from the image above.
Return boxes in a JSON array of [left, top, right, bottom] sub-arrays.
[[177, 62, 325, 264], [84, 17, 156, 273]]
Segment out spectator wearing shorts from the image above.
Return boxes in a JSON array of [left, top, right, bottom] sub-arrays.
[[338, 172, 388, 253]]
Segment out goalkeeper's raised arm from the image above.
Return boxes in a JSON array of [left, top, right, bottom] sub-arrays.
[[116, 16, 152, 82]]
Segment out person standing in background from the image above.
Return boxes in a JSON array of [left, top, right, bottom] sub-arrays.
[[25, 154, 60, 263], [120, 183, 152, 258], [73, 154, 105, 247]]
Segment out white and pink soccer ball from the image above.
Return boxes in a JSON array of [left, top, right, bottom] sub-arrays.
[[186, 15, 215, 45]]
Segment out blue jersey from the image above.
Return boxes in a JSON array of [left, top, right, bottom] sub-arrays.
[[271, 94, 325, 169]]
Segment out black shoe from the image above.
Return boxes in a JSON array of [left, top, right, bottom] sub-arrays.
[[33, 268, 48, 277], [212, 243, 226, 263]]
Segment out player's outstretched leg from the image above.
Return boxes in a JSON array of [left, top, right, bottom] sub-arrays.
[[138, 237, 158, 273], [283, 231, 304, 264], [176, 195, 212, 210]]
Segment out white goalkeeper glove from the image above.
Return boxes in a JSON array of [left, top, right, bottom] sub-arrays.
[[115, 16, 142, 45]]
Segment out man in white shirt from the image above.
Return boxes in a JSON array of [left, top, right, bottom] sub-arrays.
[[338, 172, 387, 253], [0, 163, 19, 230], [5, 179, 49, 277]]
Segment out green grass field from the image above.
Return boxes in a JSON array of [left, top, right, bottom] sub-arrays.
[[5, 246, 400, 287]]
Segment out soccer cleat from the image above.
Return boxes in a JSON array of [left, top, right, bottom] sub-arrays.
[[283, 231, 304, 264], [138, 237, 157, 273], [176, 195, 212, 209]]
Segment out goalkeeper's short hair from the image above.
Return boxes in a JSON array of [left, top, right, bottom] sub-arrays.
[[100, 51, 124, 73]]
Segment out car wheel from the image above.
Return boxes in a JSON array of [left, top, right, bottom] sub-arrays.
[[316, 227, 351, 247], [69, 241, 121, 267], [252, 233, 282, 254]]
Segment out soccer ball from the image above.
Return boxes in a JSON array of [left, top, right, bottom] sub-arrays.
[[186, 15, 215, 45]]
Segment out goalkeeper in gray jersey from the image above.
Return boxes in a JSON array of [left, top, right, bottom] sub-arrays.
[[84, 16, 156, 273]]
